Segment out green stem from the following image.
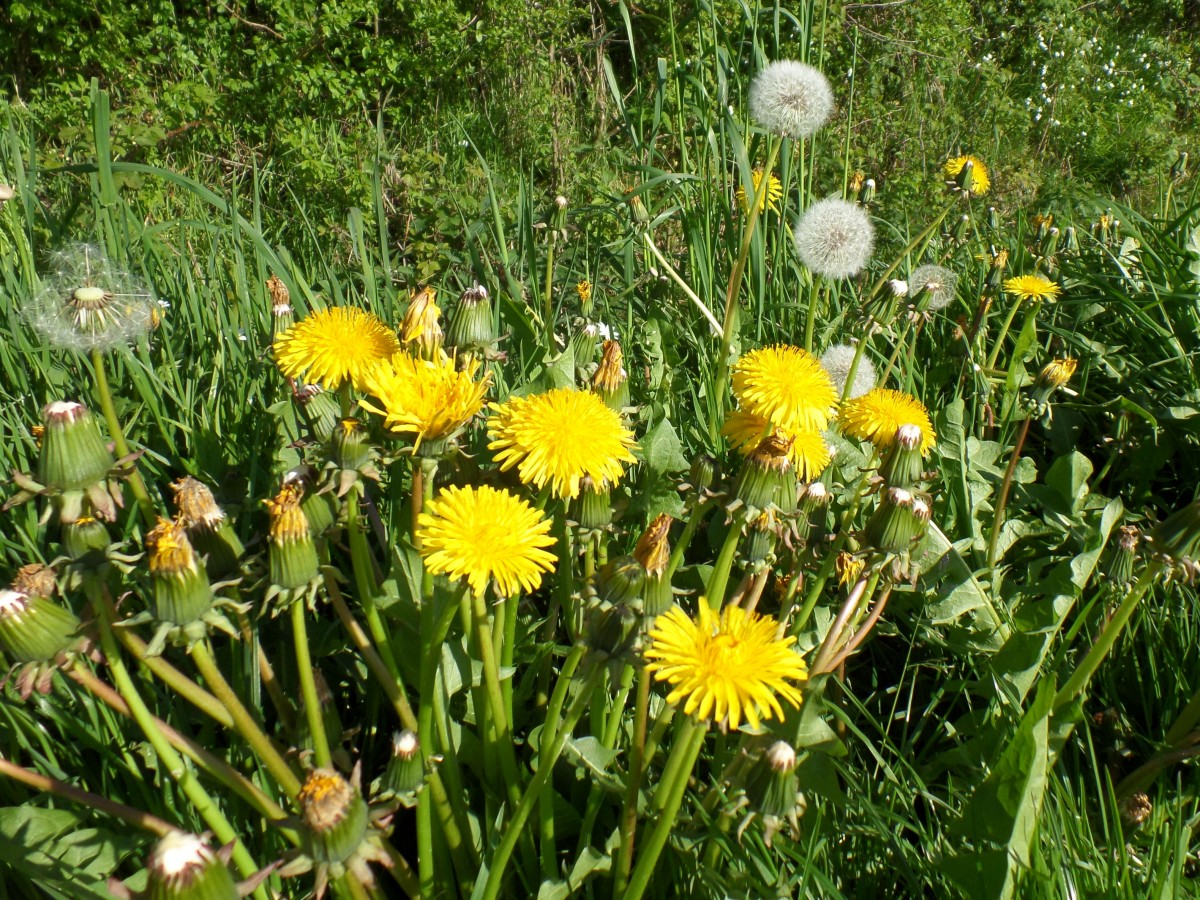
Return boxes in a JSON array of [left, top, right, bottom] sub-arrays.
[[90, 585, 266, 892], [291, 599, 332, 769], [1165, 683, 1200, 747], [705, 520, 742, 608], [620, 718, 707, 900], [665, 498, 715, 583], [865, 202, 954, 303], [348, 490, 401, 679], [190, 640, 302, 799], [986, 415, 1032, 569], [803, 277, 830, 354], [112, 626, 234, 728], [470, 590, 526, 812], [613, 665, 651, 895], [90, 346, 156, 524], [985, 296, 1024, 371], [840, 338, 871, 402]]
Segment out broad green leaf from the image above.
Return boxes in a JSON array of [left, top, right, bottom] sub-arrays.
[[0, 806, 137, 899]]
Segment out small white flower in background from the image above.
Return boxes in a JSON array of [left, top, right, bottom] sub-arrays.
[[793, 198, 874, 279], [909, 264, 958, 311], [820, 343, 876, 399], [748, 60, 834, 140]]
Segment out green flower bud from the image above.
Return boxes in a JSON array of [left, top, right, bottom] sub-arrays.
[[146, 518, 214, 628], [742, 510, 778, 566], [383, 730, 424, 796], [0, 587, 80, 664], [733, 434, 794, 513], [38, 401, 114, 492], [62, 515, 112, 573], [735, 740, 804, 847], [1103, 525, 1139, 589], [878, 423, 925, 488], [688, 452, 720, 494], [591, 340, 630, 411], [264, 484, 321, 592], [298, 769, 370, 866], [267, 275, 294, 339], [170, 477, 244, 580], [294, 384, 340, 445], [571, 476, 613, 531], [144, 831, 238, 900], [569, 322, 601, 371], [446, 284, 497, 354], [863, 487, 932, 552], [590, 556, 644, 608], [634, 514, 674, 618]]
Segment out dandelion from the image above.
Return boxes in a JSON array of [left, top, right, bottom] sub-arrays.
[[273, 307, 400, 393], [909, 264, 958, 311], [793, 198, 874, 278], [735, 168, 784, 214], [731, 345, 838, 433], [360, 352, 490, 452], [839, 388, 936, 456], [644, 603, 808, 731], [748, 60, 834, 139], [26, 243, 156, 352], [488, 388, 638, 499], [722, 410, 832, 481], [820, 344, 876, 399], [943, 154, 991, 197], [1003, 274, 1061, 302], [417, 485, 557, 597], [400, 287, 443, 359]]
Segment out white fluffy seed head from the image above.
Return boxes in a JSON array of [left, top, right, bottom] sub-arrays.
[[748, 60, 834, 139], [793, 199, 874, 278], [910, 264, 958, 311], [820, 344, 877, 399]]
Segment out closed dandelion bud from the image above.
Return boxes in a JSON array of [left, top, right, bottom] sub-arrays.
[[743, 510, 778, 565], [552, 194, 568, 231], [879, 424, 926, 488], [283, 468, 339, 537], [0, 587, 80, 664], [635, 514, 674, 617], [1041, 227, 1060, 260], [736, 740, 803, 847], [1150, 498, 1200, 575], [630, 194, 650, 227], [170, 477, 243, 579], [142, 831, 238, 900], [264, 483, 321, 591], [591, 556, 645, 608], [383, 730, 424, 796], [570, 321, 601, 370], [328, 418, 372, 473], [986, 248, 1009, 290], [887, 279, 909, 298], [400, 287, 442, 361], [864, 487, 931, 552], [951, 213, 970, 242], [446, 284, 496, 353], [39, 401, 114, 491], [988, 206, 1000, 230], [689, 452, 720, 494], [584, 597, 641, 661], [1171, 152, 1188, 181], [1104, 525, 1139, 588], [62, 515, 111, 572], [734, 434, 795, 512], [592, 340, 630, 411], [298, 769, 370, 866], [293, 383, 340, 445], [571, 476, 613, 531], [267, 275, 294, 338], [146, 518, 214, 627], [1063, 226, 1079, 254], [862, 178, 876, 204], [797, 481, 832, 518], [1030, 357, 1077, 409]]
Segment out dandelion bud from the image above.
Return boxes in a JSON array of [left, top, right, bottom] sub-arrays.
[[909, 265, 957, 312], [328, 417, 373, 474], [734, 434, 796, 513], [1030, 357, 1077, 409], [951, 213, 970, 242], [298, 769, 370, 867], [571, 475, 613, 531], [861, 178, 876, 204], [1063, 226, 1079, 254], [0, 586, 80, 665], [879, 423, 926, 488], [264, 483, 321, 593], [591, 339, 630, 411], [849, 171, 865, 196], [171, 477, 244, 579], [635, 514, 674, 617], [736, 740, 804, 847], [446, 284, 496, 354], [1103, 525, 1139, 588], [383, 730, 424, 796], [793, 198, 874, 279], [748, 60, 833, 139], [743, 510, 779, 565], [629, 194, 650, 227], [1040, 227, 1060, 260], [62, 515, 112, 574], [797, 481, 832, 518], [590, 556, 645, 608], [575, 279, 593, 315], [987, 206, 1000, 230], [863, 487, 932, 552], [36, 401, 121, 524], [146, 518, 215, 630], [141, 831, 238, 900], [689, 452, 720, 494], [266, 274, 293, 338], [943, 154, 990, 198], [985, 248, 1009, 290], [401, 288, 443, 361], [1170, 152, 1188, 181], [569, 320, 602, 372]]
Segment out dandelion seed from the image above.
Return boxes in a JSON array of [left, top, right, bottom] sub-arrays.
[[820, 343, 877, 398], [793, 198, 874, 278], [909, 264, 958, 311], [748, 60, 834, 139]]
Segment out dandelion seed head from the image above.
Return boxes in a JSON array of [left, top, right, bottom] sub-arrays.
[[793, 198, 874, 278], [748, 60, 834, 139], [820, 343, 877, 398], [909, 264, 958, 311]]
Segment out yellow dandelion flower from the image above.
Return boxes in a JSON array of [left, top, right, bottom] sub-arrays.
[[359, 352, 490, 451], [735, 168, 784, 214], [644, 603, 808, 731], [273, 307, 400, 392], [417, 485, 557, 597], [839, 388, 936, 456], [1003, 273, 1061, 302], [576, 279, 593, 306], [722, 409, 832, 480], [488, 388, 638, 499], [145, 517, 199, 576], [731, 345, 838, 433], [943, 154, 990, 197]]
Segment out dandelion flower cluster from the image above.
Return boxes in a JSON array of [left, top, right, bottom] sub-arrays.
[[417, 485, 557, 597], [820, 344, 876, 399], [644, 603, 808, 731], [943, 154, 990, 197], [26, 243, 157, 352], [748, 60, 834, 139], [273, 307, 400, 392], [793, 198, 874, 278], [839, 388, 936, 456], [488, 388, 638, 499], [909, 264, 958, 311], [735, 168, 784, 214], [360, 352, 490, 451], [1003, 274, 1061, 302], [731, 345, 838, 432]]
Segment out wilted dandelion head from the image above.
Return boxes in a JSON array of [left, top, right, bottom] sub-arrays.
[[820, 344, 876, 399], [909, 265, 958, 311], [26, 243, 156, 353], [793, 199, 874, 279], [748, 60, 834, 140]]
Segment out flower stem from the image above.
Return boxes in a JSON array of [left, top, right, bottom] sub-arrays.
[[348, 489, 401, 679], [470, 590, 526, 811], [90, 346, 156, 525], [666, 498, 715, 582], [986, 415, 1032, 569], [291, 599, 332, 769], [110, 626, 234, 728], [865, 202, 954, 303], [705, 519, 743, 608], [840, 337, 871, 403], [811, 572, 875, 674], [620, 717, 707, 900], [613, 665, 651, 895], [189, 639, 302, 799], [985, 297, 1024, 372]]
